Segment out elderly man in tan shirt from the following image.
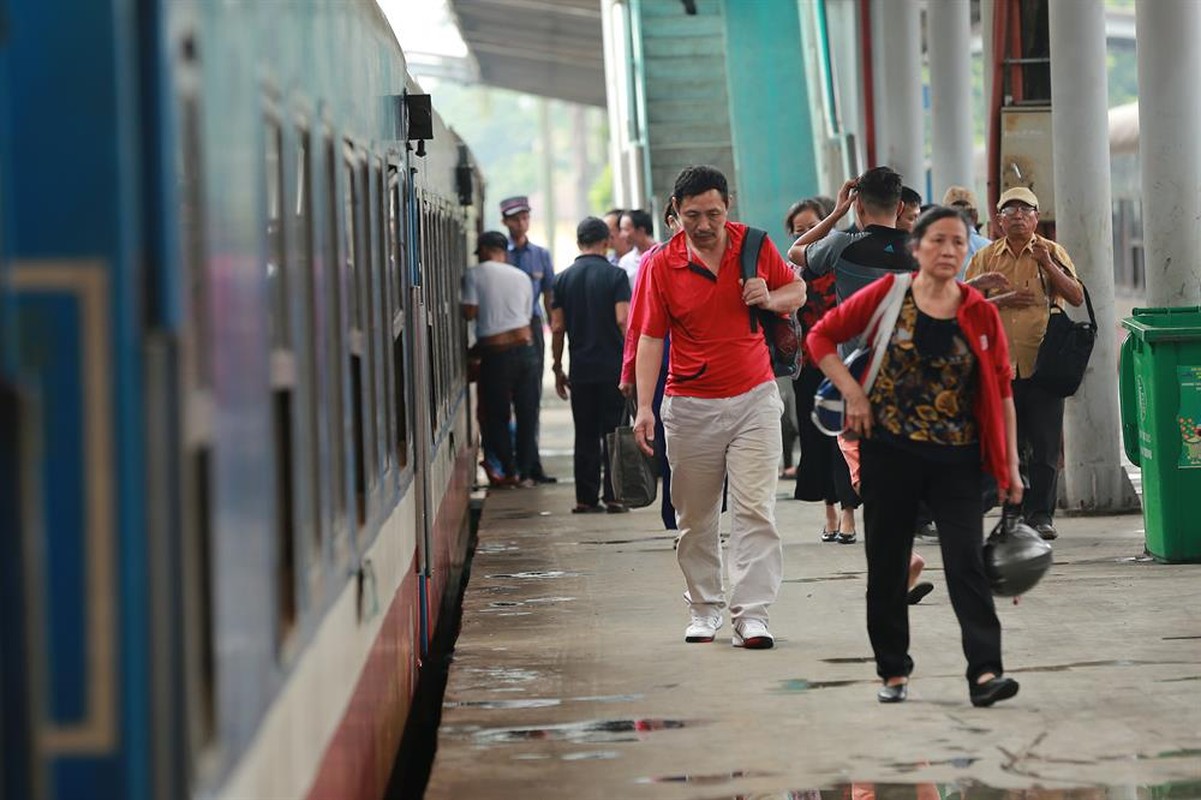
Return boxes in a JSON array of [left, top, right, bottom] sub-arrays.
[[964, 187, 1084, 541]]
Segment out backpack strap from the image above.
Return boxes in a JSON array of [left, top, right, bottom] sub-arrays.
[[740, 227, 767, 332]]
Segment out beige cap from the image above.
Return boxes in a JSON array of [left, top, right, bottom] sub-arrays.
[[942, 185, 978, 208], [997, 186, 1040, 211]]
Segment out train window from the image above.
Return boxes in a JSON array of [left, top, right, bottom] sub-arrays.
[[344, 148, 367, 527], [296, 127, 322, 556], [266, 116, 298, 643], [359, 158, 379, 488], [324, 137, 348, 544], [388, 176, 409, 468], [266, 120, 289, 351], [375, 160, 393, 473], [177, 93, 217, 750]]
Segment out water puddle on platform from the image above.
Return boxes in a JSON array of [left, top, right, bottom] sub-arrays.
[[775, 678, 873, 692], [446, 718, 695, 745], [636, 769, 776, 785], [680, 778, 1201, 800], [783, 574, 859, 584], [444, 693, 645, 711], [485, 570, 581, 580]]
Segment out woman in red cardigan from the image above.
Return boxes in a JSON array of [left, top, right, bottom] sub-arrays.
[[807, 206, 1024, 707]]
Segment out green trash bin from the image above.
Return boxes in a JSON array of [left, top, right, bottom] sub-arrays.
[[1120, 306, 1201, 562]]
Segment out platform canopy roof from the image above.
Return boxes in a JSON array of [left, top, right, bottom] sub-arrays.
[[446, 0, 606, 107]]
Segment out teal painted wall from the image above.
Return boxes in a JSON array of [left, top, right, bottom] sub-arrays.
[[722, 0, 819, 241]]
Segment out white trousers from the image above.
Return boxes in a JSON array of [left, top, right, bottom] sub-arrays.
[[662, 380, 784, 623]]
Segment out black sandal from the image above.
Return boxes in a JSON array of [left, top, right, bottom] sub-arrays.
[[820, 528, 840, 542], [836, 531, 857, 544]]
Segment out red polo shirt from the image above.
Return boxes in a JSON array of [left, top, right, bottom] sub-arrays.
[[639, 222, 798, 398]]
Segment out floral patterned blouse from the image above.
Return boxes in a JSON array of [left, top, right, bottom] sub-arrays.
[[869, 291, 979, 458]]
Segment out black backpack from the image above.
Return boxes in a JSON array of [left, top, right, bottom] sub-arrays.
[[740, 227, 802, 379]]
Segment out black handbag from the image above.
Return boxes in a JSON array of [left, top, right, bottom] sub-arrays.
[[606, 408, 658, 508], [1032, 281, 1096, 398], [740, 227, 802, 379]]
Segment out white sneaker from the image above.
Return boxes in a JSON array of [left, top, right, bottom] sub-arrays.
[[732, 618, 774, 649], [684, 609, 723, 643]]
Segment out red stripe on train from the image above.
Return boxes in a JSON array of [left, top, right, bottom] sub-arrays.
[[305, 444, 475, 800]]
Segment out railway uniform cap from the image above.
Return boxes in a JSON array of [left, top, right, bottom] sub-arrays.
[[942, 185, 978, 209], [576, 216, 611, 245], [499, 195, 531, 217], [997, 186, 1039, 211], [475, 230, 510, 255]]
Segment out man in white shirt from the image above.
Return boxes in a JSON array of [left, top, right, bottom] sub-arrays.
[[462, 231, 538, 487], [618, 208, 657, 289]]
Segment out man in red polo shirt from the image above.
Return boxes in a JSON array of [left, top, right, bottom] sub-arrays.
[[632, 165, 807, 649]]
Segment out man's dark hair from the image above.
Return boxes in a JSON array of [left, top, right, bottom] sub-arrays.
[[577, 216, 611, 246], [908, 205, 970, 247], [856, 166, 903, 214], [606, 207, 625, 219], [623, 208, 654, 234], [672, 165, 729, 205], [901, 186, 923, 207]]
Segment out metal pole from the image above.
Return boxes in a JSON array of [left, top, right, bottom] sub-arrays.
[[868, 0, 889, 169], [877, 0, 924, 187], [1136, 0, 1201, 307], [927, 0, 974, 195], [1049, 0, 1136, 512]]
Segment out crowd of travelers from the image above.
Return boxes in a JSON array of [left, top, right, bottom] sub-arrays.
[[461, 160, 1082, 708]]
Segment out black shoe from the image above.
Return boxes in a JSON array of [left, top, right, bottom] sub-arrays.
[[877, 682, 908, 703], [907, 581, 934, 605], [970, 676, 1020, 707], [915, 521, 938, 540], [605, 502, 629, 513], [836, 531, 857, 545], [820, 528, 840, 542], [531, 472, 558, 484]]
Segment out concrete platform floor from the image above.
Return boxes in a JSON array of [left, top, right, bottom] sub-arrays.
[[425, 405, 1201, 800]]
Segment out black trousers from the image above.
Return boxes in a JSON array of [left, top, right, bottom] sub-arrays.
[[479, 345, 539, 480], [792, 365, 860, 509], [523, 319, 548, 478], [1012, 376, 1063, 524], [859, 438, 1003, 683], [569, 380, 627, 506]]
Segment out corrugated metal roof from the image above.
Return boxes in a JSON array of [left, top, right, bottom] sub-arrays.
[[447, 0, 606, 106]]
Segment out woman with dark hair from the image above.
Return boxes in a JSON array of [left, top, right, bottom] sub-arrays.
[[807, 206, 1024, 707], [788, 197, 860, 542]]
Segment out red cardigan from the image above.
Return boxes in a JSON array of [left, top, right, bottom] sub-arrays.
[[806, 272, 1015, 490]]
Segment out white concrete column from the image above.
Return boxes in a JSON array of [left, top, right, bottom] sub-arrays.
[[1136, 0, 1201, 307], [877, 0, 924, 187], [600, 0, 628, 207], [1049, 0, 1136, 512], [927, 0, 974, 196], [869, 0, 890, 168]]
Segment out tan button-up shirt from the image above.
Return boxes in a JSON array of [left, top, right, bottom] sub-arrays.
[[965, 235, 1079, 378]]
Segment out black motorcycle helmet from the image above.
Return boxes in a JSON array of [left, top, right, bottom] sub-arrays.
[[984, 507, 1053, 597]]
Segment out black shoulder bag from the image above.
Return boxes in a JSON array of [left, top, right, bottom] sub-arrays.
[[740, 227, 802, 379], [1032, 279, 1096, 398]]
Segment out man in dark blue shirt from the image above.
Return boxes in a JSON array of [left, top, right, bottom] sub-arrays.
[[501, 195, 557, 483], [550, 217, 632, 512]]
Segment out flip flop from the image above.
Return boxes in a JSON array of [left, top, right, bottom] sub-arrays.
[[907, 582, 935, 605]]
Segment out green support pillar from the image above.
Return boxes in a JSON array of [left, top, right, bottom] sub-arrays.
[[722, 0, 819, 238]]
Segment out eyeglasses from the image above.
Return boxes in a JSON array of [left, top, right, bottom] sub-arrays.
[[1000, 205, 1037, 218]]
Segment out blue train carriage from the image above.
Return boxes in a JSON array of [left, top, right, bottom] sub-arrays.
[[0, 1, 481, 798]]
